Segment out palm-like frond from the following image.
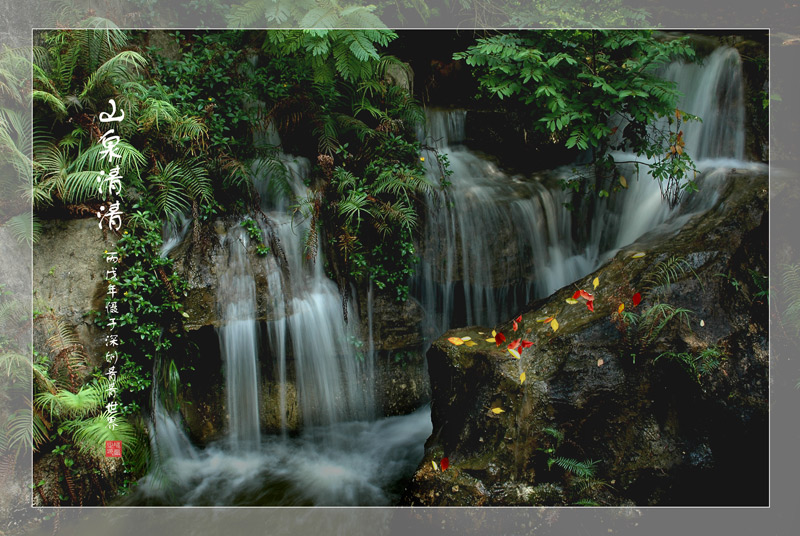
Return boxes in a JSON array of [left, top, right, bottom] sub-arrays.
[[79, 50, 147, 104], [35, 384, 105, 420], [4, 213, 41, 245], [70, 139, 146, 177], [62, 412, 149, 472], [149, 159, 212, 222], [137, 97, 179, 132]]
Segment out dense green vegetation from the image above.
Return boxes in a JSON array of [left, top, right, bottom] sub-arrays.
[[24, 25, 710, 504], [455, 30, 699, 206]]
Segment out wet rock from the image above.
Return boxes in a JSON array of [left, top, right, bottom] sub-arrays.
[[404, 171, 768, 506]]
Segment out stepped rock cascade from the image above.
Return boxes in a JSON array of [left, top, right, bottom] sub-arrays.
[[415, 45, 763, 335], [254, 149, 377, 432], [132, 127, 430, 506], [130, 44, 761, 507]]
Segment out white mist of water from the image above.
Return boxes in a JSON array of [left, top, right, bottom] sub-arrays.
[[415, 45, 763, 334], [217, 226, 262, 450]]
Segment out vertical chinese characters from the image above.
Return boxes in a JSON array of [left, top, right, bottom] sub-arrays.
[[96, 99, 126, 436]]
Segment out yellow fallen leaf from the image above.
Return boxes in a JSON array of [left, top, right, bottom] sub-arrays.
[[597, 358, 604, 366], [478, 332, 485, 335], [465, 341, 477, 347], [566, 298, 578, 304], [461, 336, 472, 341], [520, 372, 526, 383], [508, 348, 521, 360], [551, 319, 559, 332], [632, 252, 646, 258], [485, 338, 496, 343], [448, 337, 464, 346], [492, 330, 497, 337], [593, 277, 599, 289], [431, 460, 438, 471], [700, 319, 705, 327], [618, 303, 624, 314], [491, 407, 505, 414], [619, 175, 628, 188]]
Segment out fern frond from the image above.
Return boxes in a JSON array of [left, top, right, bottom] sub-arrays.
[[35, 384, 105, 420], [4, 213, 40, 245], [549, 457, 599, 478], [641, 256, 699, 294]]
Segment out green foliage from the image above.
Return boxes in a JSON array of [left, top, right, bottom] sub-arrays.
[[655, 346, 726, 381], [641, 255, 700, 295], [548, 456, 599, 479], [454, 30, 699, 206], [241, 218, 270, 256]]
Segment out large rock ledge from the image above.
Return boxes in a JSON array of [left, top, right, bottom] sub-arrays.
[[402, 171, 768, 506]]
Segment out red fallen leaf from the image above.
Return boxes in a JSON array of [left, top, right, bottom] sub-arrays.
[[495, 332, 506, 346], [515, 315, 522, 323], [587, 301, 594, 312], [632, 292, 642, 307], [520, 340, 534, 349], [512, 320, 518, 332], [572, 290, 581, 300], [441, 457, 449, 471], [508, 339, 521, 351], [579, 290, 594, 301]]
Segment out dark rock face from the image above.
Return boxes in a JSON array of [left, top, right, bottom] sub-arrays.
[[403, 171, 768, 506]]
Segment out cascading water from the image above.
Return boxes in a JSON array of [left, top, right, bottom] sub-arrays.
[[131, 125, 431, 506], [415, 45, 765, 334], [131, 43, 762, 506], [217, 227, 261, 449]]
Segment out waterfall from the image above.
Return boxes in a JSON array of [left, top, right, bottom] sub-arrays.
[[130, 43, 759, 506], [217, 226, 261, 449], [414, 45, 764, 334]]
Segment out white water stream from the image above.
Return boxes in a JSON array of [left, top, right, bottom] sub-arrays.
[[132, 45, 763, 505]]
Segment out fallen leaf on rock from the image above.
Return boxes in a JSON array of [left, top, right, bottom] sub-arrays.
[[520, 372, 526, 383], [461, 336, 472, 341], [700, 319, 705, 327], [448, 337, 464, 346], [587, 301, 594, 312], [508, 348, 521, 360], [495, 332, 506, 346], [491, 407, 505, 414], [598, 359, 604, 366], [520, 340, 534, 348], [431, 460, 438, 471], [465, 341, 477, 347], [551, 319, 559, 332], [593, 277, 599, 289], [441, 457, 449, 471], [566, 298, 578, 304], [632, 252, 646, 258], [632, 292, 641, 307], [618, 303, 624, 314]]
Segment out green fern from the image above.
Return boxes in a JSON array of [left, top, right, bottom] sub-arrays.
[[35, 384, 106, 419], [639, 302, 693, 344], [548, 456, 599, 479], [641, 255, 700, 294], [542, 426, 564, 447], [61, 412, 149, 473]]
